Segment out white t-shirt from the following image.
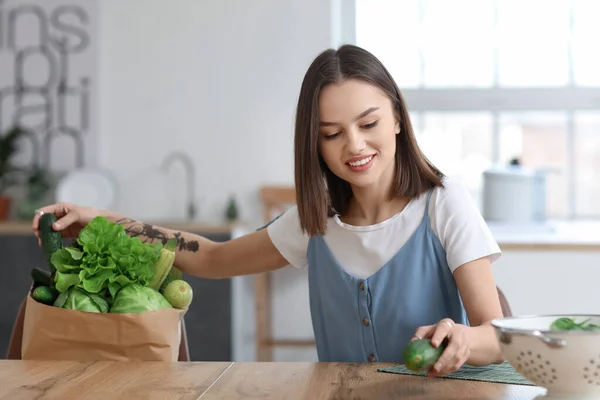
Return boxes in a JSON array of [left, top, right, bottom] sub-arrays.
[[267, 178, 501, 279]]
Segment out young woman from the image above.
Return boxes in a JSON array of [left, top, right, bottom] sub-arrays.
[[32, 44, 505, 375]]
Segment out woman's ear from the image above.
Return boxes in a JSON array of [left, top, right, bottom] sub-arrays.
[[395, 119, 401, 134]]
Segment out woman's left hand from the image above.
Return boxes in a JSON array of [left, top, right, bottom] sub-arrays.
[[411, 318, 471, 377]]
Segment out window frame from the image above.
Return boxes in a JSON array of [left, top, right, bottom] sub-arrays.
[[350, 0, 600, 220]]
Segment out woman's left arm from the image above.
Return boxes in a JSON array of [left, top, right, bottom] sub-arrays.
[[453, 256, 505, 366], [412, 256, 505, 377], [411, 179, 509, 376]]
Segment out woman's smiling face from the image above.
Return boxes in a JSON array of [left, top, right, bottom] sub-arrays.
[[318, 78, 400, 190]]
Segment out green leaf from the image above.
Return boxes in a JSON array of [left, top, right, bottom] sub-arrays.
[[108, 282, 122, 299], [164, 238, 177, 252], [109, 274, 131, 286], [51, 248, 83, 273], [55, 272, 82, 293], [64, 247, 84, 260], [80, 268, 113, 293], [550, 317, 600, 331], [53, 292, 68, 308], [88, 293, 110, 313]]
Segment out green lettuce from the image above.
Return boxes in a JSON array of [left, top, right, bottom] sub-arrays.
[[50, 216, 163, 301], [109, 283, 172, 313]]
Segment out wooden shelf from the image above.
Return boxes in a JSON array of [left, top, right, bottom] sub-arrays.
[[499, 242, 600, 251], [261, 339, 316, 347]]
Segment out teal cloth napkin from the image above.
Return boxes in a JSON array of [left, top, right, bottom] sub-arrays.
[[378, 361, 536, 386]]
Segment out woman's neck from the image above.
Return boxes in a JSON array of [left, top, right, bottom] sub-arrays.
[[341, 176, 409, 226]]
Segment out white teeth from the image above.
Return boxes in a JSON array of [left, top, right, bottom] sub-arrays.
[[348, 156, 373, 167]]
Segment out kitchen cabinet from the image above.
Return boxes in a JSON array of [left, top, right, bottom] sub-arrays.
[[0, 223, 234, 362]]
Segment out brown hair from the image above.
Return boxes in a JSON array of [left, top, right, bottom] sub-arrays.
[[294, 44, 444, 236]]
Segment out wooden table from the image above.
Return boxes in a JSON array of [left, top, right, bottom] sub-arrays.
[[0, 360, 547, 399]]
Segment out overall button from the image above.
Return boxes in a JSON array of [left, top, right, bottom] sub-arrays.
[[363, 318, 370, 326], [359, 282, 365, 291], [368, 354, 376, 362]]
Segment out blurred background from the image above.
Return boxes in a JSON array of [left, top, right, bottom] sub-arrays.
[[1, 0, 599, 362]]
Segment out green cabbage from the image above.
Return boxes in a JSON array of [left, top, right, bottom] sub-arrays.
[[54, 287, 109, 313], [109, 283, 172, 314]]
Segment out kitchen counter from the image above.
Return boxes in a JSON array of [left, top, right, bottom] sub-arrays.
[[3, 218, 598, 250], [487, 220, 600, 251], [0, 360, 546, 399]]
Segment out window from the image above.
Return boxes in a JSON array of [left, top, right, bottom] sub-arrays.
[[355, 0, 600, 219]]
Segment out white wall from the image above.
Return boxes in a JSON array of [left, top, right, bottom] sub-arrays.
[[492, 250, 600, 316], [94, 0, 354, 362], [97, 0, 342, 226]]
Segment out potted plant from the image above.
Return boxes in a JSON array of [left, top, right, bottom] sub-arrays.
[[17, 165, 54, 221], [0, 126, 26, 220], [225, 195, 239, 223]]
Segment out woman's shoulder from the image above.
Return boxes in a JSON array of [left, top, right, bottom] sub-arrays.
[[429, 176, 501, 271], [263, 205, 311, 270], [429, 177, 478, 214]]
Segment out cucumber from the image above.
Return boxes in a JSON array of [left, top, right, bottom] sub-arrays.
[[402, 339, 446, 372], [39, 213, 63, 275], [31, 285, 58, 305], [30, 267, 51, 287]]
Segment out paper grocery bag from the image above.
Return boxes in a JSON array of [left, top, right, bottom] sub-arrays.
[[21, 291, 187, 362]]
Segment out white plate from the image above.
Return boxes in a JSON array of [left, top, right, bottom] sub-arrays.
[[55, 168, 118, 210]]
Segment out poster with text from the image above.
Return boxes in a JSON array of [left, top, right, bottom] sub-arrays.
[[0, 0, 97, 171]]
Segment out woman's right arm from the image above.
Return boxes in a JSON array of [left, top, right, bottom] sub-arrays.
[[32, 204, 290, 279], [111, 214, 290, 279]]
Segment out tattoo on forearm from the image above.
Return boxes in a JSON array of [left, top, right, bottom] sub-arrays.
[[115, 218, 200, 252]]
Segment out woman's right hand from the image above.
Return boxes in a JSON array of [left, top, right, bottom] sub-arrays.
[[32, 202, 105, 243]]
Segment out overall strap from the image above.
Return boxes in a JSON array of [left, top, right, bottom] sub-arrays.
[[423, 188, 434, 222]]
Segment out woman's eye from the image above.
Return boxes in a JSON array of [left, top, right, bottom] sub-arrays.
[[323, 132, 340, 140], [363, 121, 379, 129]]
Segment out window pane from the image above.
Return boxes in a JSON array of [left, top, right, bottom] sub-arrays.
[[355, 0, 421, 88], [498, 112, 568, 218], [421, 0, 494, 87], [572, 1, 600, 86], [418, 113, 493, 206], [497, 0, 571, 87], [574, 112, 600, 216]]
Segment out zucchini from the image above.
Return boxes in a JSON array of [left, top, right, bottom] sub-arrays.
[[148, 247, 176, 291], [402, 339, 446, 372], [39, 213, 63, 275], [30, 267, 51, 288]]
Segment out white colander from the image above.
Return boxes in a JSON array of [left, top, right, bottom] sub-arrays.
[[492, 315, 600, 400]]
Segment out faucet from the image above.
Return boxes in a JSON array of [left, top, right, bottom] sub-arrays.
[[161, 151, 197, 220]]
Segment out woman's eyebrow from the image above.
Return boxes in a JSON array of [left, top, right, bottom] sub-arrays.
[[320, 107, 380, 126]]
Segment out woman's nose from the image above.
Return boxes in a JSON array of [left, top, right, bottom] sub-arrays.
[[345, 129, 366, 154]]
